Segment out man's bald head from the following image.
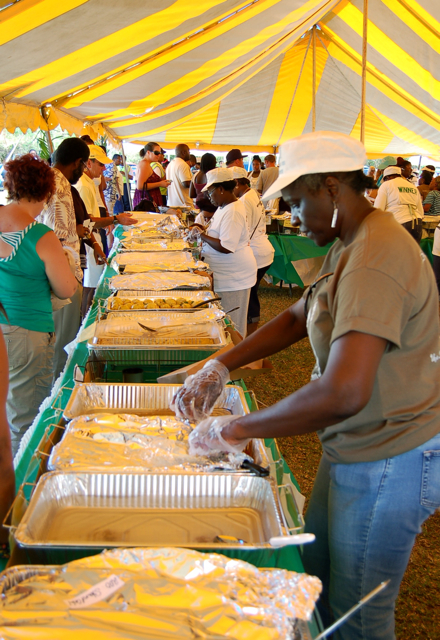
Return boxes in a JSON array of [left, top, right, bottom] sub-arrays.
[[175, 144, 190, 161]]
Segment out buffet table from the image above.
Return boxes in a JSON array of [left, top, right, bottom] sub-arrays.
[[3, 219, 322, 638]]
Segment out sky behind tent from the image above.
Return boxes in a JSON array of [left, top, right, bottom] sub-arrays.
[[0, 0, 438, 158]]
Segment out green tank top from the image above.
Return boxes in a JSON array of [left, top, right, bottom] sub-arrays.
[[0, 222, 54, 332]]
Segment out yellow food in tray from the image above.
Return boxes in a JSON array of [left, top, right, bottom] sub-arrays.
[[110, 297, 207, 310]]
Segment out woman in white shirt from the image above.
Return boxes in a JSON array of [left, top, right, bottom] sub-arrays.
[[233, 173, 274, 335], [198, 168, 257, 337]]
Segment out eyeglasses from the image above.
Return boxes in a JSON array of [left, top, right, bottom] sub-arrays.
[[206, 186, 218, 199], [153, 150, 161, 156], [81, 160, 88, 169], [304, 272, 333, 318]]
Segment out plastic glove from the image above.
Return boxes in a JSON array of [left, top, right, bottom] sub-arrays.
[[185, 226, 203, 243], [188, 415, 250, 456], [170, 359, 230, 423]]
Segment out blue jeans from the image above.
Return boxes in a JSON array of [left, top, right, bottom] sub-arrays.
[[302, 432, 440, 640]]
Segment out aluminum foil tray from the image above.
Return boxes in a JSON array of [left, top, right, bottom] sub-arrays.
[[63, 383, 249, 419], [112, 251, 204, 272], [114, 290, 218, 301], [119, 239, 189, 252], [47, 412, 268, 474], [15, 473, 286, 551], [124, 212, 182, 226], [104, 309, 224, 324], [106, 294, 218, 313], [109, 272, 212, 291], [88, 321, 229, 363], [0, 550, 320, 639]]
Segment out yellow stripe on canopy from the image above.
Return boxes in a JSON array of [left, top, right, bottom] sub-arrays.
[[0, 0, 88, 47], [5, 0, 230, 101], [332, 2, 440, 101], [350, 106, 394, 153], [164, 103, 220, 145], [368, 106, 440, 157]]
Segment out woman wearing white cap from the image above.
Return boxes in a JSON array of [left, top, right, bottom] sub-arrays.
[[191, 167, 257, 336], [172, 132, 440, 640]]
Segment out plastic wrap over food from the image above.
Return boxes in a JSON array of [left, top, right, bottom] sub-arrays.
[[94, 316, 222, 340], [0, 547, 321, 639], [106, 309, 225, 323], [110, 271, 211, 291], [108, 294, 215, 311], [111, 251, 208, 272], [49, 413, 250, 472]]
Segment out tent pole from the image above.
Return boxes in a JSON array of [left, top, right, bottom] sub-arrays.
[[360, 0, 368, 143], [40, 107, 54, 156], [418, 155, 422, 170], [312, 25, 317, 132], [120, 142, 133, 211]]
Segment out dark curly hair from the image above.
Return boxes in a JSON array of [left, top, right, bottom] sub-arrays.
[[4, 154, 56, 203], [293, 169, 376, 195]]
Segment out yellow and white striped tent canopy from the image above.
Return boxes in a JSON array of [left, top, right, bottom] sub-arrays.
[[0, 0, 438, 157]]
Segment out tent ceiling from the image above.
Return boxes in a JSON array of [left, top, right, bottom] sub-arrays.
[[0, 0, 438, 158]]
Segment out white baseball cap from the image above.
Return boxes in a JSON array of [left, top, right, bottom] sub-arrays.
[[263, 131, 367, 201], [383, 166, 401, 177], [228, 166, 248, 179], [201, 167, 234, 191], [88, 145, 112, 165]]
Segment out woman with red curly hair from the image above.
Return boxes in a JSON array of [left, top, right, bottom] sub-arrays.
[[0, 154, 77, 456]]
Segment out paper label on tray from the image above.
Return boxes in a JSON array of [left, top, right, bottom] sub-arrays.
[[65, 574, 125, 608]]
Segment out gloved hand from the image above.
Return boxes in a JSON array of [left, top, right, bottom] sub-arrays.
[[170, 359, 230, 422], [188, 415, 250, 456], [185, 226, 203, 243]]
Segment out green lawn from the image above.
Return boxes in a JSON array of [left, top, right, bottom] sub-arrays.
[[246, 282, 440, 640]]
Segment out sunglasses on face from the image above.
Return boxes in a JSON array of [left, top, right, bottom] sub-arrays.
[[153, 150, 161, 156]]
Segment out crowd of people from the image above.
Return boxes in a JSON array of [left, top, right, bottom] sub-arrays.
[[0, 131, 439, 638]]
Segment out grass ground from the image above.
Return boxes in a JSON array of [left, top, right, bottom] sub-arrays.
[[245, 282, 440, 640]]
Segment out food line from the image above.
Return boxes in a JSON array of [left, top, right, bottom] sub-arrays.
[[2, 212, 322, 639]]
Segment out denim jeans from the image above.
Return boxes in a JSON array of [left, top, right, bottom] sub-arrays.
[[302, 432, 440, 640]]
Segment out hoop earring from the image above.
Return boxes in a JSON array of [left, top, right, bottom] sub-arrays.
[[331, 202, 338, 228]]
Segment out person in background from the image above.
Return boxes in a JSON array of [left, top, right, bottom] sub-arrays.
[[256, 154, 278, 196], [37, 137, 88, 381], [0, 155, 77, 454], [374, 166, 424, 243], [225, 148, 247, 170], [188, 154, 198, 174], [174, 131, 440, 640], [193, 199, 217, 228], [367, 166, 375, 178], [195, 167, 257, 337], [418, 168, 435, 201], [135, 142, 171, 209], [166, 144, 193, 208], [189, 152, 217, 209], [427, 177, 440, 295], [400, 160, 415, 183], [80, 135, 111, 253], [117, 155, 133, 211], [247, 155, 262, 190], [232, 167, 274, 336], [103, 154, 122, 214], [423, 176, 440, 216], [151, 148, 168, 207], [0, 317, 15, 553]]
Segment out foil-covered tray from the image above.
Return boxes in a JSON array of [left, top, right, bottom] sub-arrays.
[[15, 472, 286, 551], [63, 383, 249, 419], [123, 212, 182, 226], [112, 251, 207, 273], [114, 289, 217, 301], [104, 309, 224, 324], [47, 412, 267, 474], [0, 549, 321, 639], [109, 272, 212, 291], [119, 239, 189, 252]]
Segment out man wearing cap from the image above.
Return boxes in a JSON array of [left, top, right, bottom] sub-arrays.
[[374, 166, 424, 242], [225, 148, 247, 169], [103, 154, 122, 214], [166, 144, 193, 207]]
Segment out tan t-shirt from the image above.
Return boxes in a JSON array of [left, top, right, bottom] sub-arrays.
[[306, 209, 440, 464]]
